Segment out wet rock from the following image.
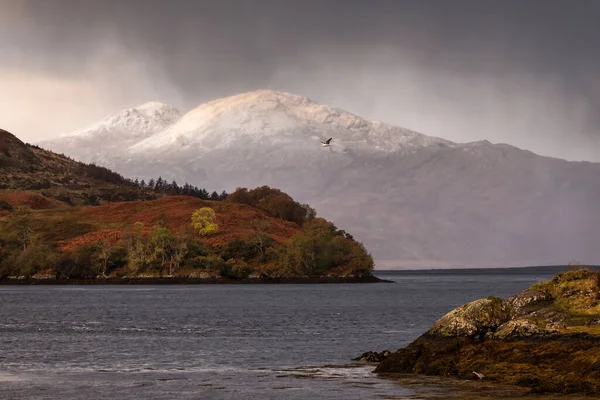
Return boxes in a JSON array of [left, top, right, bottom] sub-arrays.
[[508, 290, 553, 315], [375, 335, 600, 394], [353, 350, 391, 363], [427, 297, 511, 338]]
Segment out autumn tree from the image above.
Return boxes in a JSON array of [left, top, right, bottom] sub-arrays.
[[126, 221, 150, 272], [329, 236, 374, 277], [227, 186, 315, 226], [150, 226, 187, 276], [191, 207, 219, 236], [96, 239, 113, 277], [0, 207, 32, 277], [17, 243, 60, 278], [219, 259, 252, 279], [151, 226, 171, 272], [54, 244, 98, 279], [249, 219, 274, 258], [282, 218, 373, 277]]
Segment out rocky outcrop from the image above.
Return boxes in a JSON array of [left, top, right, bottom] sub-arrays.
[[352, 350, 391, 363], [364, 270, 600, 394], [425, 290, 566, 340], [491, 318, 553, 340], [507, 289, 553, 314], [427, 296, 511, 338], [375, 333, 600, 394]]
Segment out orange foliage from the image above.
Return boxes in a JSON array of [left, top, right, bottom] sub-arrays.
[[0, 190, 65, 210], [59, 229, 122, 252], [69, 195, 300, 248]]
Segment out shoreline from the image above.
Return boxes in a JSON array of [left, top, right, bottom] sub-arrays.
[[0, 275, 392, 285], [363, 269, 600, 395]]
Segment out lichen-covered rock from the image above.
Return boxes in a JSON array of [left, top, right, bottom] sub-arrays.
[[527, 307, 568, 324], [508, 290, 553, 314], [545, 322, 564, 331], [427, 296, 511, 338], [493, 318, 547, 339], [368, 271, 600, 395]]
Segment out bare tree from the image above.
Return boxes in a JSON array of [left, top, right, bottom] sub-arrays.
[[13, 206, 32, 251], [96, 239, 113, 277], [250, 219, 271, 257]]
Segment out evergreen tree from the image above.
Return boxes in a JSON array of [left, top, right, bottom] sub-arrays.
[[171, 180, 179, 195], [155, 177, 165, 192]]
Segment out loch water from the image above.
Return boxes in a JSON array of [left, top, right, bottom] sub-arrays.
[[0, 268, 562, 399]]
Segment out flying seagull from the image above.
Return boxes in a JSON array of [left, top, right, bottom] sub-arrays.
[[472, 371, 485, 380], [321, 138, 332, 147]]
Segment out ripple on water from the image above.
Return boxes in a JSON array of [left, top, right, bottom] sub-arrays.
[[0, 271, 560, 399]]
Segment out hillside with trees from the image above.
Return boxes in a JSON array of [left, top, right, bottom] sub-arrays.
[[0, 129, 227, 205], [0, 130, 375, 281]]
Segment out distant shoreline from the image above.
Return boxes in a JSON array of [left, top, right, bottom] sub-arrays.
[[0, 275, 392, 285], [376, 265, 600, 274]]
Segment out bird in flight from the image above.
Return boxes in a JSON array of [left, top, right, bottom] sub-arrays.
[[472, 371, 485, 380], [321, 138, 332, 147]]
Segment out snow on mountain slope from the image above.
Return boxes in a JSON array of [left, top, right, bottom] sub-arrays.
[[130, 90, 450, 154], [44, 90, 600, 267], [38, 102, 181, 165]]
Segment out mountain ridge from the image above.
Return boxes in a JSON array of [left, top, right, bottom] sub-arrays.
[[39, 101, 182, 167], [35, 90, 600, 267]]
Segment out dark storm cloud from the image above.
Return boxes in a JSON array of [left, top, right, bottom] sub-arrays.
[[2, 0, 599, 160]]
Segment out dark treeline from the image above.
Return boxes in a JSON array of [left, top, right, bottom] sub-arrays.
[[72, 160, 229, 201], [36, 146, 229, 201], [74, 162, 133, 186], [134, 177, 229, 201], [74, 160, 229, 200]]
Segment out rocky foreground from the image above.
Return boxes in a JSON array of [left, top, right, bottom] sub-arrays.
[[360, 269, 600, 394]]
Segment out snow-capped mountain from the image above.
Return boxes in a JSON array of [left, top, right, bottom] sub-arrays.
[[38, 90, 600, 268], [39, 101, 181, 166], [130, 90, 450, 154]]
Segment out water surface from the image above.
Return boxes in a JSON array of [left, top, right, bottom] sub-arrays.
[[0, 269, 558, 399]]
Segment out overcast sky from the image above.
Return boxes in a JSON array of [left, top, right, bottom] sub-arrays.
[[1, 0, 599, 161]]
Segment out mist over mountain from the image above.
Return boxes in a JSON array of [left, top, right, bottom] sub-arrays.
[[43, 102, 181, 168], [39, 90, 600, 268]]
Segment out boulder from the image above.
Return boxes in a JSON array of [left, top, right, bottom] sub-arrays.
[[508, 290, 553, 314], [353, 350, 391, 363], [368, 271, 600, 394], [527, 307, 568, 324], [492, 318, 550, 339], [427, 297, 511, 338]]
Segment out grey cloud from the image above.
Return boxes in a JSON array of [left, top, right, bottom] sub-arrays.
[[1, 0, 599, 160]]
